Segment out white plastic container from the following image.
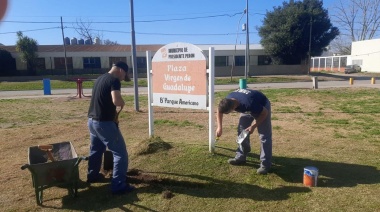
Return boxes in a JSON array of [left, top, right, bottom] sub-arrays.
[[236, 130, 249, 144]]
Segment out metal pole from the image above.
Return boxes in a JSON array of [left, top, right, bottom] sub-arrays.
[[308, 16, 312, 75], [147, 51, 154, 137], [245, 0, 250, 79], [130, 0, 139, 111], [208, 47, 215, 153], [60, 17, 68, 79]]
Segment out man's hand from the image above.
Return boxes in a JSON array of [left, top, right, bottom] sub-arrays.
[[245, 125, 256, 134], [114, 106, 124, 126], [216, 127, 223, 137]]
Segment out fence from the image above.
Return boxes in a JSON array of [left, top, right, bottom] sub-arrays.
[[310, 55, 350, 72]]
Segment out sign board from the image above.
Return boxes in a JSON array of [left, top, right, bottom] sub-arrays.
[[152, 42, 207, 109]]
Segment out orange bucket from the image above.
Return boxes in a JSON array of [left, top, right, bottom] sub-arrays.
[[303, 166, 318, 187]]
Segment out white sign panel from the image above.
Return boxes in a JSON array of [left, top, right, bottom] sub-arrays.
[[152, 42, 207, 109]]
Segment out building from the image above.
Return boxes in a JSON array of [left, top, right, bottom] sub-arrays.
[[310, 38, 380, 73], [1, 43, 307, 77], [350, 38, 380, 73]]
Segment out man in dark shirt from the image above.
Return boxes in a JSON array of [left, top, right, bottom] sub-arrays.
[[87, 61, 135, 194], [216, 88, 272, 175]]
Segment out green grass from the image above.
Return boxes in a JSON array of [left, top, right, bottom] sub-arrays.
[[0, 79, 140, 90], [154, 119, 204, 129], [1, 88, 380, 211], [214, 76, 307, 85], [0, 76, 307, 91]]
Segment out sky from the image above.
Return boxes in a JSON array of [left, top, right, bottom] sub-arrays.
[[0, 0, 336, 46]]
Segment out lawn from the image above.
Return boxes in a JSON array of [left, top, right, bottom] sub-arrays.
[[0, 76, 312, 91], [0, 87, 379, 211]]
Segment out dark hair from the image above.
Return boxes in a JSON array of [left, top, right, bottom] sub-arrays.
[[218, 98, 235, 114]]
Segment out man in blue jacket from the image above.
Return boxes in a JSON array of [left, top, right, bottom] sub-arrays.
[[216, 88, 272, 175]]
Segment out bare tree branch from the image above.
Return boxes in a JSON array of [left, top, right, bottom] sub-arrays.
[[333, 0, 380, 42], [72, 18, 118, 45], [73, 18, 94, 44]]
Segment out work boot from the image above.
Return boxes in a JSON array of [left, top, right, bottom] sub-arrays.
[[86, 173, 106, 184], [227, 158, 246, 165], [256, 167, 269, 175], [112, 184, 135, 195]]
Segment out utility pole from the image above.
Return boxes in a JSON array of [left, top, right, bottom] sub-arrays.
[[245, 0, 250, 79], [130, 0, 139, 111], [60, 17, 68, 79], [308, 1, 313, 76], [308, 16, 312, 75]]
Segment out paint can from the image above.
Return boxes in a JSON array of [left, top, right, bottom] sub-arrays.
[[303, 166, 318, 187]]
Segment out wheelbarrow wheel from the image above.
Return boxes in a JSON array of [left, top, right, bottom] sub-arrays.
[[36, 190, 43, 205]]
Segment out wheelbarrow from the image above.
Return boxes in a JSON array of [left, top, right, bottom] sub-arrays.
[[21, 141, 87, 205]]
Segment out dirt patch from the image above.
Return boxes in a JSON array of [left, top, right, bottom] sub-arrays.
[[132, 136, 172, 155], [162, 190, 174, 199]]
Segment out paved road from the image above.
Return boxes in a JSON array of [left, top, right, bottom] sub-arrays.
[[0, 77, 379, 99]]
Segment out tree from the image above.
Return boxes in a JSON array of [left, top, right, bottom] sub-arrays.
[[73, 18, 97, 44], [258, 0, 339, 64], [330, 0, 380, 55], [73, 18, 118, 45], [103, 39, 119, 45], [15, 31, 38, 76], [0, 48, 16, 76], [334, 0, 380, 41], [329, 35, 352, 55]]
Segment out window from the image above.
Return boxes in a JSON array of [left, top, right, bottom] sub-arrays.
[[83, 57, 101, 69], [54, 57, 73, 69], [215, 56, 228, 67], [258, 55, 272, 65], [137, 57, 147, 69], [35, 58, 46, 70], [234, 56, 245, 66], [109, 57, 127, 68], [352, 59, 363, 66]]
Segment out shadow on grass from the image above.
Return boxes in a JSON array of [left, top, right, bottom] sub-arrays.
[[42, 180, 158, 212], [216, 146, 380, 188], [129, 170, 310, 201], [271, 156, 380, 188]]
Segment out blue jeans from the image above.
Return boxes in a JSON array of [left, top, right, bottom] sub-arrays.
[[87, 118, 128, 193]]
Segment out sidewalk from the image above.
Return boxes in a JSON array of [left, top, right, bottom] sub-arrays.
[[0, 78, 379, 99]]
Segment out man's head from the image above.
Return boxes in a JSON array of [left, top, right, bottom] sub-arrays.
[[113, 61, 131, 82], [218, 98, 236, 114]]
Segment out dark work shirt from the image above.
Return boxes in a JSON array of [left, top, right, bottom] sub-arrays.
[[226, 89, 268, 115], [88, 73, 121, 121]]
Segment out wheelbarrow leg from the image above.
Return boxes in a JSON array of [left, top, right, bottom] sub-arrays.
[[68, 182, 78, 197], [36, 188, 43, 205]]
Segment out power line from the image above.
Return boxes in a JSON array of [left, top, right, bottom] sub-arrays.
[[2, 12, 243, 24], [0, 27, 60, 34]]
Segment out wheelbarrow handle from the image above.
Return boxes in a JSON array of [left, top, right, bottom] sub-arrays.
[[21, 164, 29, 170], [74, 156, 89, 167]]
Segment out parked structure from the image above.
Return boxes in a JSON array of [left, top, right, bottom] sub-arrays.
[[1, 44, 307, 77]]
